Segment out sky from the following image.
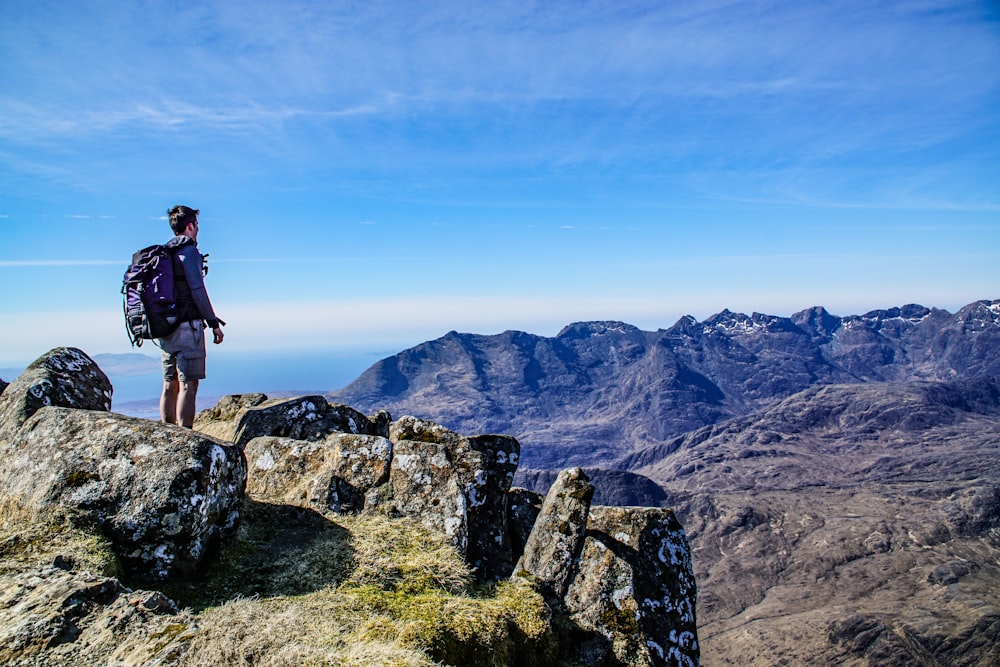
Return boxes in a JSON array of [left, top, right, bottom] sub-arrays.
[[2, 1, 999, 391]]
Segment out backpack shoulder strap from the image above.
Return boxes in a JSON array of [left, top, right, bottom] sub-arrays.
[[164, 235, 194, 252]]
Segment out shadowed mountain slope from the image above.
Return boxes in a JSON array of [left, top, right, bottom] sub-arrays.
[[622, 374, 1000, 492]]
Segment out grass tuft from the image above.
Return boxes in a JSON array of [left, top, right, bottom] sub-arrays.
[[0, 495, 120, 577]]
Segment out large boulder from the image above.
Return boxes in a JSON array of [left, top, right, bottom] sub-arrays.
[[388, 416, 520, 580], [514, 467, 594, 598], [514, 468, 700, 666], [0, 407, 246, 581], [390, 437, 468, 548], [245, 432, 393, 513], [0, 347, 112, 442], [564, 506, 700, 667], [193, 393, 269, 440], [195, 394, 390, 446], [0, 566, 189, 666], [238, 410, 521, 581]]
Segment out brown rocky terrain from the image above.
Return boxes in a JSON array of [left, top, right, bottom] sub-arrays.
[[682, 486, 999, 665], [613, 377, 1000, 665]]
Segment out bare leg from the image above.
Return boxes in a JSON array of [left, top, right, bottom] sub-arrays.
[[160, 379, 179, 424], [178, 379, 200, 428]]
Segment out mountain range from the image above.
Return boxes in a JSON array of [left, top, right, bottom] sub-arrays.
[[333, 299, 1000, 470], [332, 299, 1000, 664]]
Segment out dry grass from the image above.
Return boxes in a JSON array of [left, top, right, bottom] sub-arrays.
[[0, 494, 119, 577], [167, 500, 557, 666], [0, 493, 558, 666]]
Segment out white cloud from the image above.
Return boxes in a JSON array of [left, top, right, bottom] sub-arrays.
[[0, 260, 119, 267]]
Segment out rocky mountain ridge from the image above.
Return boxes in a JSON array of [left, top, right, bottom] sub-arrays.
[[332, 299, 1000, 470], [622, 374, 1000, 491]]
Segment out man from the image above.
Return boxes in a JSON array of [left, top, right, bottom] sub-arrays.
[[155, 205, 225, 427]]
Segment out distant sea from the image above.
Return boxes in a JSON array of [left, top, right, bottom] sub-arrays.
[[2, 348, 385, 420]]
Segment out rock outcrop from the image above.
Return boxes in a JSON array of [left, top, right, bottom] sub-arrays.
[[0, 566, 188, 666], [245, 433, 393, 514], [1, 350, 701, 666], [194, 393, 390, 446], [3, 407, 247, 581], [515, 467, 594, 598], [516, 469, 700, 667], [198, 392, 700, 664], [389, 416, 521, 581], [0, 349, 247, 582], [228, 400, 523, 582], [569, 506, 699, 667]]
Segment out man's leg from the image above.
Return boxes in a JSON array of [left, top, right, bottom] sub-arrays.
[[160, 378, 179, 424], [178, 379, 200, 428]]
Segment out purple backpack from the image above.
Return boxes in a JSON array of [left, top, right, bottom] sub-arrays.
[[121, 239, 189, 346]]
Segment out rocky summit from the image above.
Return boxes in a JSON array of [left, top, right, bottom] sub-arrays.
[[332, 299, 1000, 470], [0, 348, 700, 667]]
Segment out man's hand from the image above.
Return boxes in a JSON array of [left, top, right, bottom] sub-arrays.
[[212, 327, 225, 344]]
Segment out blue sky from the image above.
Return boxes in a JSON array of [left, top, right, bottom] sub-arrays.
[[2, 0, 998, 375]]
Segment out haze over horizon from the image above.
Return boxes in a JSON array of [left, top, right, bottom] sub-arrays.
[[2, 1, 998, 372]]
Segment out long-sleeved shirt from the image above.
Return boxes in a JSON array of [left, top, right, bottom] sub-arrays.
[[166, 235, 222, 329]]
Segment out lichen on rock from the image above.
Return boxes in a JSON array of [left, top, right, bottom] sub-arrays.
[[0, 405, 246, 582]]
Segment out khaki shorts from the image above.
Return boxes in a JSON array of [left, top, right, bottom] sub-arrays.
[[156, 320, 207, 381]]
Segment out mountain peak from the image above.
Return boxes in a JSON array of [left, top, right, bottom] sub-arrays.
[[857, 304, 932, 325], [555, 321, 642, 340], [955, 299, 1000, 325], [791, 306, 840, 337]]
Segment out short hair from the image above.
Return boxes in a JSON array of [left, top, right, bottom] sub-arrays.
[[168, 205, 199, 235]]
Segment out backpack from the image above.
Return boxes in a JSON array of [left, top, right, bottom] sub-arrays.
[[121, 238, 191, 347]]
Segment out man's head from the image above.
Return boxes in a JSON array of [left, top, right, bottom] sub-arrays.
[[168, 205, 200, 237]]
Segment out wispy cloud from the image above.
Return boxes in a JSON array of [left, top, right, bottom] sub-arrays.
[[0, 260, 120, 267]]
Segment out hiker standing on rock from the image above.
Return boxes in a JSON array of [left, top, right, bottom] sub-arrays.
[[156, 205, 225, 428]]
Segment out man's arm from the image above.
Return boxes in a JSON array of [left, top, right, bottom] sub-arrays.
[[177, 245, 225, 343]]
